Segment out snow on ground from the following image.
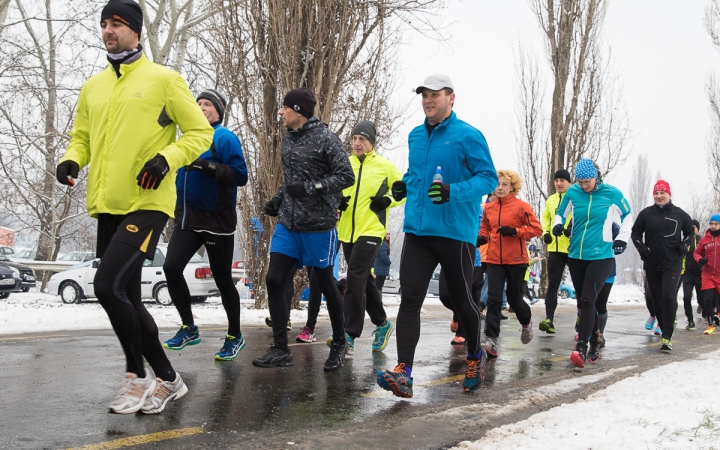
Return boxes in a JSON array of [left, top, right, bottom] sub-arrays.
[[454, 351, 720, 450]]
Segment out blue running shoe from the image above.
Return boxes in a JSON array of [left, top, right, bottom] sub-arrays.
[[372, 320, 394, 352], [645, 316, 656, 330], [463, 350, 486, 393], [377, 363, 413, 398], [654, 326, 662, 336], [215, 334, 246, 361], [163, 325, 201, 350]]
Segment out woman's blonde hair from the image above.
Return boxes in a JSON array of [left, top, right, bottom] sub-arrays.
[[497, 169, 523, 194]]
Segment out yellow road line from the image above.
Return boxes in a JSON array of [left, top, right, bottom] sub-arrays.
[[68, 427, 203, 450], [0, 334, 70, 341], [545, 356, 569, 362]]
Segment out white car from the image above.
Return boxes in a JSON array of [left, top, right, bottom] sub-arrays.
[[45, 244, 218, 306]]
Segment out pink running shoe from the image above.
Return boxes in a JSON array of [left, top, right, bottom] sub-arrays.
[[295, 326, 316, 343]]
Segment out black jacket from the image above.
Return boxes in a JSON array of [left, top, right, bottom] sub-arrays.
[[684, 233, 702, 275], [273, 117, 355, 231], [631, 202, 693, 272]]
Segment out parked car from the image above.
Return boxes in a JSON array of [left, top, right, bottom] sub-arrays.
[[45, 244, 218, 306], [427, 270, 440, 296], [231, 260, 247, 284], [56, 251, 96, 263], [381, 269, 401, 295], [12, 249, 37, 260], [0, 246, 14, 256], [0, 264, 19, 299], [0, 255, 36, 292]]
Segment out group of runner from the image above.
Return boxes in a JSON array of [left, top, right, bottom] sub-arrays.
[[56, 0, 720, 415]]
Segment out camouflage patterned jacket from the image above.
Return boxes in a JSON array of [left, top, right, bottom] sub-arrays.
[[272, 117, 354, 231]]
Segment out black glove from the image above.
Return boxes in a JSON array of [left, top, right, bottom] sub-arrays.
[[339, 195, 351, 211], [370, 196, 392, 213], [476, 236, 487, 247], [638, 246, 651, 260], [264, 197, 282, 216], [428, 182, 450, 204], [543, 233, 553, 244], [187, 159, 216, 174], [676, 244, 687, 257], [564, 220, 573, 237], [286, 182, 308, 199], [136, 154, 169, 190], [498, 226, 517, 237], [613, 240, 627, 255], [552, 224, 564, 237], [699, 257, 709, 266], [56, 160, 79, 186], [392, 180, 407, 201]]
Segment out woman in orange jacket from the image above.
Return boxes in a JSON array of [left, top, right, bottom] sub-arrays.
[[478, 170, 543, 357]]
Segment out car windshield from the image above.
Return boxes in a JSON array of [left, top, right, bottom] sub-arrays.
[[59, 252, 86, 261]]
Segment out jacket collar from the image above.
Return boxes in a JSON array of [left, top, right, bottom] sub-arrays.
[[109, 52, 146, 77], [652, 201, 674, 212], [424, 110, 456, 132]]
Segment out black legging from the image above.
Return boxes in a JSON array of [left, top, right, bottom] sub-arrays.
[[375, 275, 387, 297], [544, 252, 568, 321], [95, 241, 175, 381], [266, 253, 344, 349], [682, 272, 702, 321], [439, 265, 484, 337], [646, 269, 681, 340], [592, 282, 613, 335], [342, 237, 387, 339], [164, 228, 240, 337], [567, 258, 614, 343], [484, 263, 531, 338]]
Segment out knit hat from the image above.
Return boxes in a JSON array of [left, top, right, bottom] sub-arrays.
[[653, 180, 671, 196], [574, 158, 598, 180], [197, 88, 227, 122], [553, 169, 571, 183], [351, 120, 376, 146], [282, 88, 316, 119], [101, 0, 143, 36], [711, 214, 720, 223], [692, 219, 700, 230]]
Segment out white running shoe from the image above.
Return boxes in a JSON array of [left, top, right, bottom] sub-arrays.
[[521, 319, 534, 344], [141, 373, 188, 414], [109, 372, 156, 414]]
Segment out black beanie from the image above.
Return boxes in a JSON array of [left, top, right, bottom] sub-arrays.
[[101, 0, 143, 36], [692, 219, 700, 230], [553, 169, 572, 183], [283, 88, 316, 119], [351, 120, 376, 146], [197, 88, 227, 122]]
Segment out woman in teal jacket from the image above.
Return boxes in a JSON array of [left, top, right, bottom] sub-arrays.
[[553, 158, 632, 368]]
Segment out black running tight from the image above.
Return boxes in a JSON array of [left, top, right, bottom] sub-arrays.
[[567, 258, 614, 343]]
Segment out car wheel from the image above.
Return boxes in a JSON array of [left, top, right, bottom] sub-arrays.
[[0, 292, 9, 300], [191, 296, 208, 303], [60, 282, 82, 304], [559, 289, 570, 299], [153, 282, 173, 306], [21, 287, 30, 293]]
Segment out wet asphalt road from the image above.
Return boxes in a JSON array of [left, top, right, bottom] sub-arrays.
[[1, 303, 717, 449]]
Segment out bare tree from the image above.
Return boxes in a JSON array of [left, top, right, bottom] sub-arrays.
[[704, 0, 720, 210]]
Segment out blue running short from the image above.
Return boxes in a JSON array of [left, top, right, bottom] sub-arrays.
[[270, 223, 338, 269]]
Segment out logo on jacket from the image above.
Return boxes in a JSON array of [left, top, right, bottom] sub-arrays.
[[134, 92, 142, 98], [126, 225, 139, 233]]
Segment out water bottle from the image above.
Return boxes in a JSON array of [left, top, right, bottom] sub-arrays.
[[432, 166, 442, 184]]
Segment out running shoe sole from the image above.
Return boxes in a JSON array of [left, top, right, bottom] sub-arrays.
[[109, 379, 157, 415], [252, 358, 294, 368], [570, 351, 585, 369], [296, 336, 316, 343], [538, 321, 555, 334], [372, 322, 394, 352], [376, 370, 413, 398], [141, 381, 188, 414], [163, 338, 201, 351], [214, 339, 247, 361]]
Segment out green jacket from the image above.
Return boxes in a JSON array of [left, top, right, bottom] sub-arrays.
[[542, 192, 571, 253], [62, 53, 213, 218], [338, 150, 404, 243]]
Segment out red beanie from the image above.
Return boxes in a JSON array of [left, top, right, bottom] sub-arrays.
[[653, 180, 671, 196]]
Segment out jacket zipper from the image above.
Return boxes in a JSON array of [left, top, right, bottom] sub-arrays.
[[555, 193, 562, 252], [498, 198, 503, 263], [579, 193, 593, 259], [350, 157, 365, 243]]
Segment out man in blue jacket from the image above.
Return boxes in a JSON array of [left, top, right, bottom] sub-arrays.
[[376, 74, 498, 398]]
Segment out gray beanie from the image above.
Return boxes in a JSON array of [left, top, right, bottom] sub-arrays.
[[351, 120, 376, 146], [197, 88, 227, 122]]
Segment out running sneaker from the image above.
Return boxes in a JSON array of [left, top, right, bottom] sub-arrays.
[[587, 336, 600, 363], [252, 345, 294, 368], [372, 320, 394, 352], [327, 333, 354, 358], [508, 306, 515, 314], [481, 335, 498, 357], [697, 305, 702, 315], [450, 319, 459, 333], [163, 325, 201, 350], [450, 335, 466, 345], [463, 351, 486, 393], [686, 321, 696, 331], [660, 338, 672, 350], [296, 326, 316, 343], [141, 373, 188, 414], [595, 332, 606, 350], [264, 317, 291, 330], [500, 313, 508, 320], [530, 297, 539, 305], [109, 372, 156, 414], [570, 341, 588, 369], [538, 318, 556, 334], [645, 316, 657, 330], [713, 315, 720, 326], [214, 334, 246, 361], [377, 363, 413, 398], [654, 326, 662, 336], [520, 319, 534, 344], [324, 338, 347, 372], [704, 325, 716, 335]]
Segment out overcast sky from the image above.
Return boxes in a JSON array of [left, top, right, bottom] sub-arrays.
[[385, 0, 718, 217]]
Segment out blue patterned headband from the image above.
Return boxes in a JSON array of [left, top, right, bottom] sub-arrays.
[[574, 158, 598, 180]]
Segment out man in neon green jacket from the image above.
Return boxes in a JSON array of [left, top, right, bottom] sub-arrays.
[[336, 120, 404, 355], [55, 0, 212, 416], [539, 169, 573, 334]]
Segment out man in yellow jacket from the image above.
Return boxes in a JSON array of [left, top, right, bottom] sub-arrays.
[[55, 0, 212, 416], [335, 120, 404, 355], [539, 169, 573, 334]]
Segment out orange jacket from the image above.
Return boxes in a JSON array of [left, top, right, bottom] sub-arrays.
[[480, 194, 542, 265]]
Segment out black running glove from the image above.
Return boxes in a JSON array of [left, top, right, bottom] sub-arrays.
[[543, 233, 553, 244], [339, 195, 351, 211], [187, 159, 216, 175], [428, 182, 450, 204], [264, 197, 282, 216], [391, 180, 407, 201], [370, 196, 391, 213], [564, 220, 573, 237], [613, 240, 627, 255], [286, 182, 308, 199], [137, 154, 169, 190], [638, 246, 651, 260], [552, 224, 564, 237], [476, 236, 487, 247], [498, 226, 517, 237], [699, 257, 709, 266], [56, 160, 79, 186]]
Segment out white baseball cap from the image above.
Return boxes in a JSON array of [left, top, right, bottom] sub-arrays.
[[415, 74, 454, 94]]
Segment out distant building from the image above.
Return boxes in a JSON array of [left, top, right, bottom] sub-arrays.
[[0, 226, 15, 247]]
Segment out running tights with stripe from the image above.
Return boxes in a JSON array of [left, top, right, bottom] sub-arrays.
[[567, 257, 614, 343]]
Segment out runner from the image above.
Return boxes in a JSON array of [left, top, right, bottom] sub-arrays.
[[334, 120, 403, 355], [553, 158, 632, 368], [374, 232, 392, 299], [162, 88, 249, 361], [376, 74, 498, 397], [586, 221, 620, 361], [55, 0, 213, 414], [478, 170, 543, 357], [631, 180, 693, 350], [681, 219, 702, 330], [539, 169, 572, 334], [252, 88, 354, 372], [694, 214, 720, 335]]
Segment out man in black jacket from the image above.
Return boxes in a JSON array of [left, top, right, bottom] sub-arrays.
[[631, 180, 693, 350], [681, 219, 703, 329], [253, 88, 355, 372]]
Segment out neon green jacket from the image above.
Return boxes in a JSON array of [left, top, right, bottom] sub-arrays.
[[62, 54, 213, 218], [338, 150, 404, 243], [542, 192, 571, 254]]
